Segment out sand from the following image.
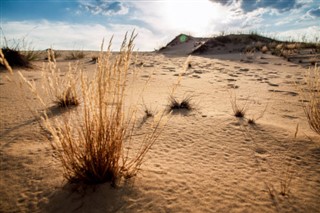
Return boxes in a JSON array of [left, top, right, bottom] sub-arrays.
[[0, 48, 319, 213]]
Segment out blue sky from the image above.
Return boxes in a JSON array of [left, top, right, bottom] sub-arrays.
[[1, 0, 319, 50]]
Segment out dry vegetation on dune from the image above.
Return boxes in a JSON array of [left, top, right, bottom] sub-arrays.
[[0, 36, 42, 69], [19, 33, 165, 185], [43, 49, 79, 107], [302, 65, 320, 135]]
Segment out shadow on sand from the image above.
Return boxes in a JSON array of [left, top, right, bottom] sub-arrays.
[[41, 180, 138, 213]]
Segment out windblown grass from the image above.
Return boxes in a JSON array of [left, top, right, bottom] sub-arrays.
[[167, 95, 194, 113], [302, 65, 320, 135], [230, 93, 248, 118], [42, 49, 79, 107], [40, 33, 165, 185]]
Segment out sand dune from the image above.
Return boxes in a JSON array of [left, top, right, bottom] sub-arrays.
[[1, 38, 320, 212]]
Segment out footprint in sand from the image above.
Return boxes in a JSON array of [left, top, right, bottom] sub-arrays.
[[192, 74, 201, 78], [255, 147, 267, 155], [282, 115, 299, 119], [144, 64, 154, 67], [194, 70, 204, 74], [268, 89, 298, 96], [268, 82, 279, 87], [227, 84, 239, 89], [227, 78, 237, 82], [239, 68, 249, 72], [229, 74, 238, 77]]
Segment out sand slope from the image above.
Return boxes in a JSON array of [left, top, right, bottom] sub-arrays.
[[0, 51, 319, 212]]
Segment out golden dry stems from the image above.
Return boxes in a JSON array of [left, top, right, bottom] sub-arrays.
[[0, 48, 13, 74], [302, 65, 320, 135], [41, 32, 166, 185], [42, 49, 79, 107]]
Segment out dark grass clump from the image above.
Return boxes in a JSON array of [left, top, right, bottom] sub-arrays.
[[247, 118, 255, 125], [1, 48, 31, 68], [234, 109, 246, 118], [230, 93, 248, 118], [167, 95, 193, 113], [54, 87, 79, 108]]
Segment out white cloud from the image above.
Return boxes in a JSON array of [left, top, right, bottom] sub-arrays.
[[1, 20, 161, 51], [268, 26, 320, 42]]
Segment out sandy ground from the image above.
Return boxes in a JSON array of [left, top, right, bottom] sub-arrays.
[[0, 50, 319, 213]]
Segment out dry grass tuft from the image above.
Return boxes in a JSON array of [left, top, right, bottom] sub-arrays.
[[302, 65, 320, 134], [43, 49, 79, 108], [41, 32, 164, 185], [167, 95, 193, 113], [230, 93, 248, 118]]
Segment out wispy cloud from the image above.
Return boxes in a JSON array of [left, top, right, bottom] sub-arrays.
[[78, 0, 129, 16], [210, 0, 308, 13], [1, 20, 159, 51], [307, 7, 320, 17]]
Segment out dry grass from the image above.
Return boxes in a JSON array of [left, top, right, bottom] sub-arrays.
[[42, 49, 79, 107], [41, 33, 165, 185], [0, 47, 31, 68], [167, 95, 194, 113], [302, 65, 320, 135], [230, 93, 248, 118], [0, 48, 13, 73], [17, 32, 165, 186], [65, 50, 85, 60]]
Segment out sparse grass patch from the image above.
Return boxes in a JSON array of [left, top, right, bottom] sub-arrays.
[[65, 50, 85, 60], [167, 95, 194, 113], [38, 33, 165, 185], [54, 86, 79, 107], [45, 49, 61, 61], [230, 93, 248, 118], [42, 49, 80, 108], [301, 65, 320, 134]]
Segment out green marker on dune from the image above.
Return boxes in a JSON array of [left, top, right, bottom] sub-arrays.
[[179, 34, 187, 43]]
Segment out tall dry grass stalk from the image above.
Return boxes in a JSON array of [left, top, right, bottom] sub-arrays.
[[302, 65, 320, 135], [42, 49, 79, 107], [0, 48, 13, 74], [42, 32, 165, 185]]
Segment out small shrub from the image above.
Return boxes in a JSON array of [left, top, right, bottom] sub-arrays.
[[1, 47, 31, 68]]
